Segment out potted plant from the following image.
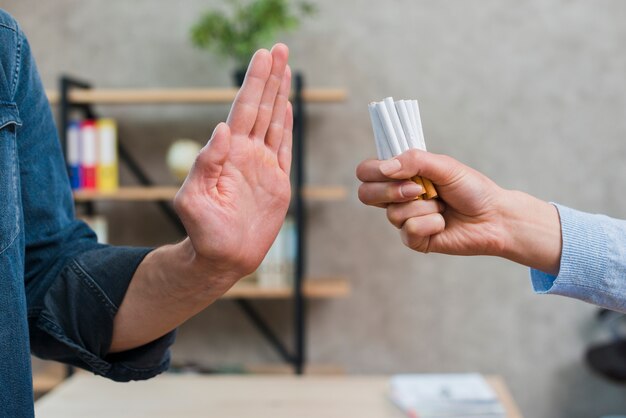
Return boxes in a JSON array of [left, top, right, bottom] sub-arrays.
[[190, 0, 315, 85]]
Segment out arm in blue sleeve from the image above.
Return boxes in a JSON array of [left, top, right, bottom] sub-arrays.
[[530, 203, 626, 313], [12, 21, 175, 381]]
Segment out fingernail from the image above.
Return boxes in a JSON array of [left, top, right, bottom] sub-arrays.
[[401, 183, 423, 198], [380, 159, 401, 175]]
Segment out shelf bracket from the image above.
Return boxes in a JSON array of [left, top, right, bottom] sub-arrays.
[[235, 299, 295, 364]]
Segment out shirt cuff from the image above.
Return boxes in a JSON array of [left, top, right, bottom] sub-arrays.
[[30, 246, 176, 382], [530, 203, 626, 312]]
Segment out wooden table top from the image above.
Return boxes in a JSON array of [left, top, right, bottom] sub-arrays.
[[35, 373, 523, 418]]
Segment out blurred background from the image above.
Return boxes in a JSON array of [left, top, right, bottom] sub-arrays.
[[6, 1, 626, 416]]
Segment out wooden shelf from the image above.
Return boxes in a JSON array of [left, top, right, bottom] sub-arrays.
[[46, 88, 347, 105], [301, 186, 347, 201], [73, 186, 347, 202], [73, 186, 176, 201], [221, 277, 350, 299]]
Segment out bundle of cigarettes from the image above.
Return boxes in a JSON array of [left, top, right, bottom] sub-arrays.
[[368, 97, 438, 200]]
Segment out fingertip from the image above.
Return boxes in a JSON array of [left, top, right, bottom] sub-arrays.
[[270, 44, 289, 70], [355, 159, 377, 181], [355, 160, 369, 181], [272, 43, 290, 59], [248, 48, 272, 76], [254, 48, 272, 58]]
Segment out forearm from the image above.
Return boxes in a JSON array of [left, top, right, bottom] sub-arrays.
[[498, 189, 563, 275], [109, 238, 240, 353]]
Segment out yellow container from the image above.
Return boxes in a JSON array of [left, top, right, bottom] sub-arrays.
[[96, 119, 118, 191]]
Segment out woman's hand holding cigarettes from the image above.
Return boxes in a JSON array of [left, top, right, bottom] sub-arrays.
[[357, 149, 563, 276]]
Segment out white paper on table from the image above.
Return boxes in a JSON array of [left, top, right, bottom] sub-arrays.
[[388, 374, 505, 417]]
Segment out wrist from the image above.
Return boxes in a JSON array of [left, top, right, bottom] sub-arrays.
[[149, 238, 243, 305], [498, 190, 562, 275]]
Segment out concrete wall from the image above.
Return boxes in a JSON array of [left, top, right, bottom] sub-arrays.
[[7, 1, 626, 416]]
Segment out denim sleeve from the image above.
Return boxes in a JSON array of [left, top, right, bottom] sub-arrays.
[[530, 203, 626, 313], [11, 19, 175, 381]]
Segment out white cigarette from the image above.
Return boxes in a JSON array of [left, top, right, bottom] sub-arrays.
[[405, 100, 418, 146], [375, 101, 403, 156], [395, 100, 420, 150], [411, 100, 427, 151], [383, 97, 409, 152], [368, 103, 393, 160]]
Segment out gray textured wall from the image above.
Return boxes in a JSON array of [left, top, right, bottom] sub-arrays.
[[7, 1, 626, 416]]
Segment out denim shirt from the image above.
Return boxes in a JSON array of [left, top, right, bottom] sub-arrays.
[[0, 10, 174, 417]]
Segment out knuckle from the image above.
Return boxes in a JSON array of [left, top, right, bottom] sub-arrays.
[[404, 217, 421, 236], [401, 223, 427, 253], [434, 214, 446, 232], [386, 184, 402, 201], [402, 148, 421, 164], [268, 121, 283, 134], [386, 206, 402, 228], [405, 148, 421, 159]]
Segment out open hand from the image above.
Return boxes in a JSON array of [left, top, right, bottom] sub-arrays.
[[174, 44, 293, 279]]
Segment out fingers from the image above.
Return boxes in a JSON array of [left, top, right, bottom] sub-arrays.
[[264, 65, 292, 151], [400, 213, 446, 253], [227, 49, 273, 136], [250, 45, 290, 144], [191, 122, 231, 190], [278, 102, 293, 175], [386, 199, 445, 228], [358, 180, 424, 206], [356, 149, 462, 185], [356, 159, 389, 182]]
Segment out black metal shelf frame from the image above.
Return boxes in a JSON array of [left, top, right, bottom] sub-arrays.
[[58, 74, 308, 374]]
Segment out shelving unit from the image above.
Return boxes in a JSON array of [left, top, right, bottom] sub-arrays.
[[48, 77, 348, 375]]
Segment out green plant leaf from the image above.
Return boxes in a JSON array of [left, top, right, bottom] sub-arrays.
[[190, 0, 317, 68]]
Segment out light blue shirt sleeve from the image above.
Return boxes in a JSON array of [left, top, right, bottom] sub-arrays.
[[530, 203, 626, 313]]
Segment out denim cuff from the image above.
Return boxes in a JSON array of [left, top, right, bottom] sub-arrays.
[[529, 203, 626, 312], [30, 246, 176, 381]]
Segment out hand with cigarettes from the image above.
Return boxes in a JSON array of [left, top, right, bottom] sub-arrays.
[[358, 100, 562, 275]]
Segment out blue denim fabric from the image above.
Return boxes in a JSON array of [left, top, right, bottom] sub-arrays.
[[531, 203, 626, 313], [0, 10, 174, 417]]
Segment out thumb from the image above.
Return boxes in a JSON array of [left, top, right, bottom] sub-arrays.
[[379, 149, 463, 186], [190, 122, 231, 187]]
